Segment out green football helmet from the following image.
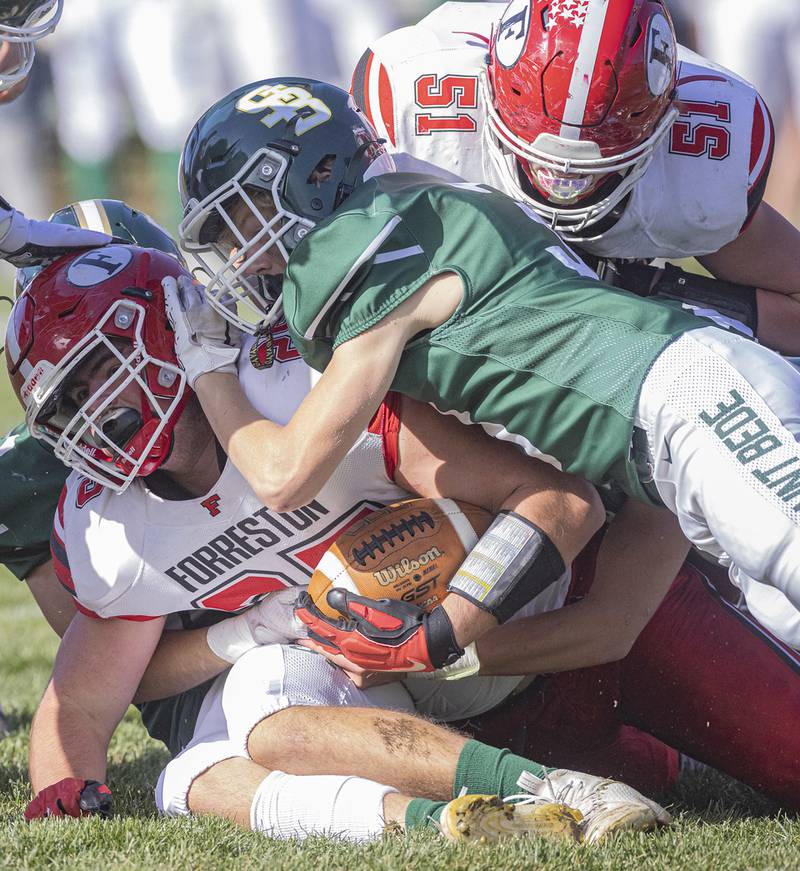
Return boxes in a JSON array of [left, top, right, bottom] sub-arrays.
[[14, 198, 183, 297], [0, 0, 62, 88], [178, 77, 393, 333]]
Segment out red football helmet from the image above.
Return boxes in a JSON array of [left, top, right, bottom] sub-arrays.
[[5, 245, 191, 493], [483, 0, 678, 240]]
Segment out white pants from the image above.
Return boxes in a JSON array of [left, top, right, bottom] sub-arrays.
[[155, 643, 415, 817], [637, 326, 800, 647]]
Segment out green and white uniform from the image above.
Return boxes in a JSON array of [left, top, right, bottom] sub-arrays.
[[285, 174, 701, 502], [283, 173, 800, 649]]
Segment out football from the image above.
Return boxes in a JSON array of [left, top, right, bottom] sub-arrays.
[[307, 498, 493, 617]]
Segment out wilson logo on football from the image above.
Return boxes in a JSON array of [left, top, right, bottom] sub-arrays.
[[373, 547, 445, 586]]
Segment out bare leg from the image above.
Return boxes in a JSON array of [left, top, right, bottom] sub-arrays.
[[247, 706, 468, 799], [188, 757, 269, 827], [188, 755, 413, 832]]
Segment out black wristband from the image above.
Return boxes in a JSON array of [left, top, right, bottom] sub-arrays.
[[609, 261, 758, 336], [424, 606, 464, 669]]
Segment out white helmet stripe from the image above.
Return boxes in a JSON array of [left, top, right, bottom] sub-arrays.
[[559, 0, 611, 140], [74, 200, 112, 235]]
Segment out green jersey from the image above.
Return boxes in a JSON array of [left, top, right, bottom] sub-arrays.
[[0, 423, 69, 580], [283, 173, 705, 502]]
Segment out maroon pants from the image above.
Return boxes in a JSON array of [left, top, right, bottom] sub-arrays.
[[462, 544, 800, 808]]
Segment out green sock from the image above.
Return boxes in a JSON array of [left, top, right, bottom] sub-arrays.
[[405, 797, 448, 831], [453, 739, 549, 799]]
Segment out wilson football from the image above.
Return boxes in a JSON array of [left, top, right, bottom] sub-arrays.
[[307, 498, 493, 617]]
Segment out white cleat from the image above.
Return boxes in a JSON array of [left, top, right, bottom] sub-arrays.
[[513, 769, 671, 844], [438, 793, 583, 844]]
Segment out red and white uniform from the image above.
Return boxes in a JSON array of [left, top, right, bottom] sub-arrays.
[[50, 331, 408, 620], [353, 1, 773, 258]]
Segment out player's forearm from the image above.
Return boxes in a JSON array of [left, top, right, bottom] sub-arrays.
[[753, 290, 800, 356], [134, 628, 229, 703], [476, 503, 689, 675], [28, 680, 111, 791], [194, 372, 307, 510], [699, 203, 800, 354], [474, 601, 617, 675], [196, 333, 401, 511]]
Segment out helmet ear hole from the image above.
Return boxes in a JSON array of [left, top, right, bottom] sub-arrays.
[[307, 155, 337, 186]]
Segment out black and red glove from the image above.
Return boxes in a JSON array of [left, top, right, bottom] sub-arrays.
[[24, 778, 113, 821], [294, 589, 464, 673]]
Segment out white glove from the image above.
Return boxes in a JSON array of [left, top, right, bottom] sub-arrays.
[[162, 274, 241, 388], [206, 587, 307, 664], [0, 201, 111, 266]]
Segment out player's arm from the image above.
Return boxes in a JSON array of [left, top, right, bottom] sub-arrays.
[[298, 402, 683, 677], [26, 611, 165, 818], [186, 272, 462, 512], [474, 500, 689, 675], [393, 395, 605, 639], [22, 557, 299, 702], [698, 205, 800, 355], [0, 195, 111, 267]]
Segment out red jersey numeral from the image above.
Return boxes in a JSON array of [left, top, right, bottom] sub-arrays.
[[669, 101, 731, 160], [272, 321, 301, 362], [414, 74, 478, 136]]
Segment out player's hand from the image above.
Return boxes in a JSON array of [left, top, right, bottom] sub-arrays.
[[162, 274, 241, 388], [24, 778, 113, 821], [206, 587, 306, 663], [0, 197, 112, 267], [294, 589, 464, 673]]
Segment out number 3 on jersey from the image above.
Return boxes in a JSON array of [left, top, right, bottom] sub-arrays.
[[414, 74, 478, 135]]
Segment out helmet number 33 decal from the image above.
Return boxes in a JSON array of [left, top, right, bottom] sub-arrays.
[[235, 83, 332, 136]]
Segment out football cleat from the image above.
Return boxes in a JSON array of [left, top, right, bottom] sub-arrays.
[[438, 793, 582, 844], [514, 769, 671, 844]]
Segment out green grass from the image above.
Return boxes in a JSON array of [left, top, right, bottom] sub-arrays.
[[1, 319, 799, 869]]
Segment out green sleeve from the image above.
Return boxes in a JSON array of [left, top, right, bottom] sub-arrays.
[[284, 208, 432, 369], [0, 424, 69, 580]]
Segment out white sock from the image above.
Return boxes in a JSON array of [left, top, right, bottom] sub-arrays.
[[249, 770, 397, 842]]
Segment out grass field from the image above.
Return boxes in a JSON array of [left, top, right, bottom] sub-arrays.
[[1, 327, 799, 870]]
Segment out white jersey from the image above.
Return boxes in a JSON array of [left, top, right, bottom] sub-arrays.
[[51, 328, 408, 620], [354, 1, 773, 259]]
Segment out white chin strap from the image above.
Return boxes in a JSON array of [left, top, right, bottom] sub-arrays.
[[479, 69, 678, 242]]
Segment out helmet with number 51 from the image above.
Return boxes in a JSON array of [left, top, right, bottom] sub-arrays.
[[482, 0, 678, 240], [179, 77, 394, 334]]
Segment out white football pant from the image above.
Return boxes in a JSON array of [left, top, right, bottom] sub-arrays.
[[637, 325, 800, 648]]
